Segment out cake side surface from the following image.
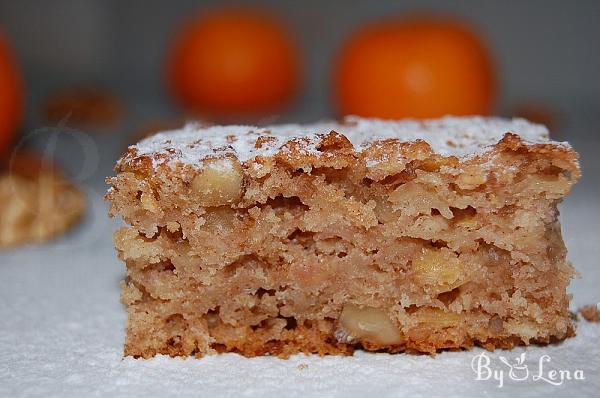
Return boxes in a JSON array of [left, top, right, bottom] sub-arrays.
[[107, 116, 580, 358]]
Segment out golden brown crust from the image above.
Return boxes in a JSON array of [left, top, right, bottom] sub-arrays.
[[112, 131, 580, 214]]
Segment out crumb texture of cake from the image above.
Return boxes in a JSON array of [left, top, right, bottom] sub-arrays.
[[106, 116, 580, 358]]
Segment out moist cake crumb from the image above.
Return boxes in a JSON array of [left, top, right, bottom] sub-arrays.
[[107, 116, 580, 358]]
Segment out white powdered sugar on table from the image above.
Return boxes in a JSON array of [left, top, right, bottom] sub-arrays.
[[131, 116, 569, 168]]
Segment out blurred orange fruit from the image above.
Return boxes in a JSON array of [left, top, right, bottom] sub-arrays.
[[167, 8, 301, 118], [334, 18, 495, 119], [0, 31, 23, 156]]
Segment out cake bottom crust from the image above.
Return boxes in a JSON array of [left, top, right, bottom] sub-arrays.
[[122, 308, 575, 359]]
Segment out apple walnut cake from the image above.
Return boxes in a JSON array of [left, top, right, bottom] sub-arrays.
[[106, 116, 580, 358]]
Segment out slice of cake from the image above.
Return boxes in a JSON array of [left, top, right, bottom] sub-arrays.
[[106, 116, 580, 358]]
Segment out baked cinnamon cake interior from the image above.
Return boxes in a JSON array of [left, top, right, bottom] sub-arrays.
[[106, 116, 580, 358]]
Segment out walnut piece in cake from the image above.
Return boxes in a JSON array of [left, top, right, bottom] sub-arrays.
[[579, 305, 600, 322], [106, 116, 580, 358], [1, 151, 85, 248]]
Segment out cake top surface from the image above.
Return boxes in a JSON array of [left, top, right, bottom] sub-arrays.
[[128, 116, 568, 168]]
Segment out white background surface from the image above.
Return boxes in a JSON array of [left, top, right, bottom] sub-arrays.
[[1, 122, 600, 397]]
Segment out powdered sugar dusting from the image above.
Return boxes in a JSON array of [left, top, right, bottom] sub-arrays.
[[130, 116, 567, 168]]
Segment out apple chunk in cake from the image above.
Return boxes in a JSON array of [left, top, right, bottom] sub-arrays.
[[106, 116, 580, 358]]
